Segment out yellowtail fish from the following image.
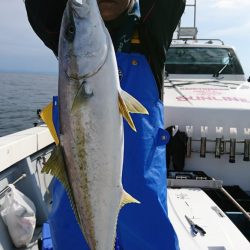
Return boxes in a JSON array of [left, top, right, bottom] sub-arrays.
[[40, 0, 148, 249]]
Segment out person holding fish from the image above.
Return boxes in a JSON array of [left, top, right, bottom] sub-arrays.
[[25, 0, 185, 249]]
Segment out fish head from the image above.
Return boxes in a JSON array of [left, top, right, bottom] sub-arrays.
[[59, 0, 109, 81]]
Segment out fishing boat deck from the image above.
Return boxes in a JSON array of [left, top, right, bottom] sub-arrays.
[[168, 187, 250, 249]]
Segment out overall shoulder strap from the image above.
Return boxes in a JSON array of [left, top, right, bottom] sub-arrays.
[[113, 0, 140, 53]]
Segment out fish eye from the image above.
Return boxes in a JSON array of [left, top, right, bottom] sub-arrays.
[[68, 25, 75, 34], [65, 23, 75, 42]]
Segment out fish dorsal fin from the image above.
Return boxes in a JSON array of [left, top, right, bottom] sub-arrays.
[[40, 102, 60, 145], [42, 146, 80, 223], [120, 190, 140, 208], [118, 90, 149, 132]]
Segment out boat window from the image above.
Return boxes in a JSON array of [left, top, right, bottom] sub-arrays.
[[165, 47, 244, 75]]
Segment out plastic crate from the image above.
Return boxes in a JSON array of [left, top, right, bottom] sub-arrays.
[[42, 223, 53, 250]]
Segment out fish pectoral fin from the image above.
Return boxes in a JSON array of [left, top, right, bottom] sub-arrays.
[[120, 90, 149, 114], [40, 102, 60, 145], [71, 81, 93, 113], [118, 90, 149, 132], [120, 190, 140, 208], [42, 146, 80, 223]]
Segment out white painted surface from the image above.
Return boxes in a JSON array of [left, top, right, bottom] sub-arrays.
[[0, 126, 53, 171], [168, 188, 250, 250], [164, 80, 250, 192], [164, 80, 250, 109]]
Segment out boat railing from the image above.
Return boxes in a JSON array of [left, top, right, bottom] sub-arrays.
[[171, 38, 225, 45], [0, 173, 27, 198], [0, 125, 54, 226], [0, 126, 53, 172]]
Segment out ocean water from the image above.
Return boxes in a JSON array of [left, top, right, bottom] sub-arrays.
[[0, 72, 58, 137]]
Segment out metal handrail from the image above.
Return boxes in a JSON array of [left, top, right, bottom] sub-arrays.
[[171, 38, 224, 45], [0, 173, 27, 198]]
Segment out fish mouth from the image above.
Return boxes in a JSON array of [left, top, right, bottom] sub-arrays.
[[63, 48, 108, 81], [65, 71, 86, 81], [65, 67, 99, 81], [65, 69, 101, 81], [63, 54, 88, 81]]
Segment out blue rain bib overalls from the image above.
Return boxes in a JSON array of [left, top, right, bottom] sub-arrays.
[[46, 51, 179, 250]]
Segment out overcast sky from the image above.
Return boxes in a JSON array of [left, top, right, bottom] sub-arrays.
[[0, 0, 249, 77], [0, 0, 57, 74]]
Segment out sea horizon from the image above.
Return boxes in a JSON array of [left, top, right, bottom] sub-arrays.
[[0, 72, 58, 137]]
